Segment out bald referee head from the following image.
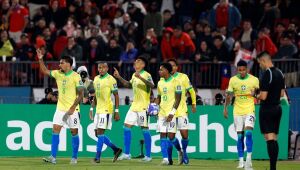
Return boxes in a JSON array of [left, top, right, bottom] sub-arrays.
[[257, 51, 273, 70]]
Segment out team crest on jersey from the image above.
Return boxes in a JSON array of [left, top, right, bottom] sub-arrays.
[[163, 87, 167, 93], [176, 85, 181, 91], [241, 85, 246, 91], [62, 80, 67, 85]]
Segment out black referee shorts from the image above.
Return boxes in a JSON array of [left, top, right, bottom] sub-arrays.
[[259, 105, 282, 134]]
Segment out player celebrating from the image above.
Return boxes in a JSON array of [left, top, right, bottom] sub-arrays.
[[155, 62, 182, 165], [38, 49, 84, 164], [223, 60, 259, 168], [167, 59, 196, 165], [113, 56, 155, 162], [89, 62, 122, 163]]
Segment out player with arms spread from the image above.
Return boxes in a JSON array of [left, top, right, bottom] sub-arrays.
[[155, 62, 182, 165], [113, 56, 155, 162], [38, 49, 84, 164], [223, 60, 259, 168], [89, 62, 122, 163]]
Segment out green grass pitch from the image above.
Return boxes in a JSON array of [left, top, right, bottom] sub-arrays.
[[0, 157, 300, 170]]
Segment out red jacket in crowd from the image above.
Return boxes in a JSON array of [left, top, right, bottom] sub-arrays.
[[256, 34, 278, 57], [171, 32, 196, 59]]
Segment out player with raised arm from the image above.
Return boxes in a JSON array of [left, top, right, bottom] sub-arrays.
[[167, 59, 197, 165], [89, 62, 122, 163], [38, 49, 84, 164], [155, 62, 182, 165], [113, 56, 155, 162], [223, 60, 259, 168]]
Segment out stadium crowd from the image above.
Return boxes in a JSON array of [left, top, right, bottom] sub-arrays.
[[0, 0, 300, 87]]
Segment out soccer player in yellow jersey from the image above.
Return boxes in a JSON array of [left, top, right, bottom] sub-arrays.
[[113, 56, 155, 162], [167, 59, 197, 165], [155, 62, 182, 165], [89, 62, 122, 163], [223, 60, 259, 169], [37, 49, 84, 164]]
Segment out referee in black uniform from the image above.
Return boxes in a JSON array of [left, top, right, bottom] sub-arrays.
[[255, 52, 285, 170]]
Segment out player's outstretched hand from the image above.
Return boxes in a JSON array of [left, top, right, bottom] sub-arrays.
[[89, 110, 94, 121], [113, 67, 120, 79], [114, 112, 120, 121], [223, 108, 228, 119], [166, 114, 174, 122], [36, 48, 43, 60], [192, 104, 196, 113]]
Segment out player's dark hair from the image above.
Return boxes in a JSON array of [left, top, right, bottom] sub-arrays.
[[136, 55, 148, 69], [257, 51, 271, 59], [61, 55, 73, 66], [237, 60, 247, 67], [161, 62, 172, 74], [167, 58, 178, 66]]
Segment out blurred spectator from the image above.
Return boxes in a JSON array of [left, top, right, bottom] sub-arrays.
[[255, 28, 278, 57], [0, 0, 10, 29], [102, 0, 119, 20], [219, 26, 235, 52], [232, 41, 254, 73], [45, 0, 67, 29], [162, 9, 176, 27], [77, 65, 94, 104], [199, 23, 214, 48], [272, 22, 286, 47], [176, 0, 195, 26], [215, 93, 225, 105], [53, 29, 68, 59], [208, 0, 241, 33], [37, 88, 58, 104], [194, 40, 213, 62], [113, 8, 125, 27], [32, 17, 47, 42], [122, 0, 147, 15], [161, 27, 174, 62], [238, 19, 257, 51], [119, 40, 138, 67], [211, 35, 230, 62], [6, 0, 29, 43], [86, 37, 102, 64], [258, 1, 280, 29], [61, 36, 83, 61], [0, 29, 16, 61], [127, 2, 144, 44], [141, 28, 158, 63], [274, 34, 298, 59], [105, 38, 123, 61], [42, 27, 56, 55], [143, 1, 162, 37], [110, 27, 127, 48], [171, 26, 196, 62], [161, 0, 175, 15], [16, 33, 34, 61], [63, 17, 78, 37]]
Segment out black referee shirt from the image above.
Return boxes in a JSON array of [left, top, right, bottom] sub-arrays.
[[260, 67, 285, 105]]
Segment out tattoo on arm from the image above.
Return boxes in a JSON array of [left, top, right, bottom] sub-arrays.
[[71, 88, 84, 108], [173, 93, 181, 109]]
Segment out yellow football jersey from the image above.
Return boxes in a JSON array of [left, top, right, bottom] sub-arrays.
[[129, 70, 153, 112], [157, 76, 182, 117], [50, 70, 84, 112], [173, 72, 193, 117], [227, 74, 259, 116], [94, 73, 118, 114]]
